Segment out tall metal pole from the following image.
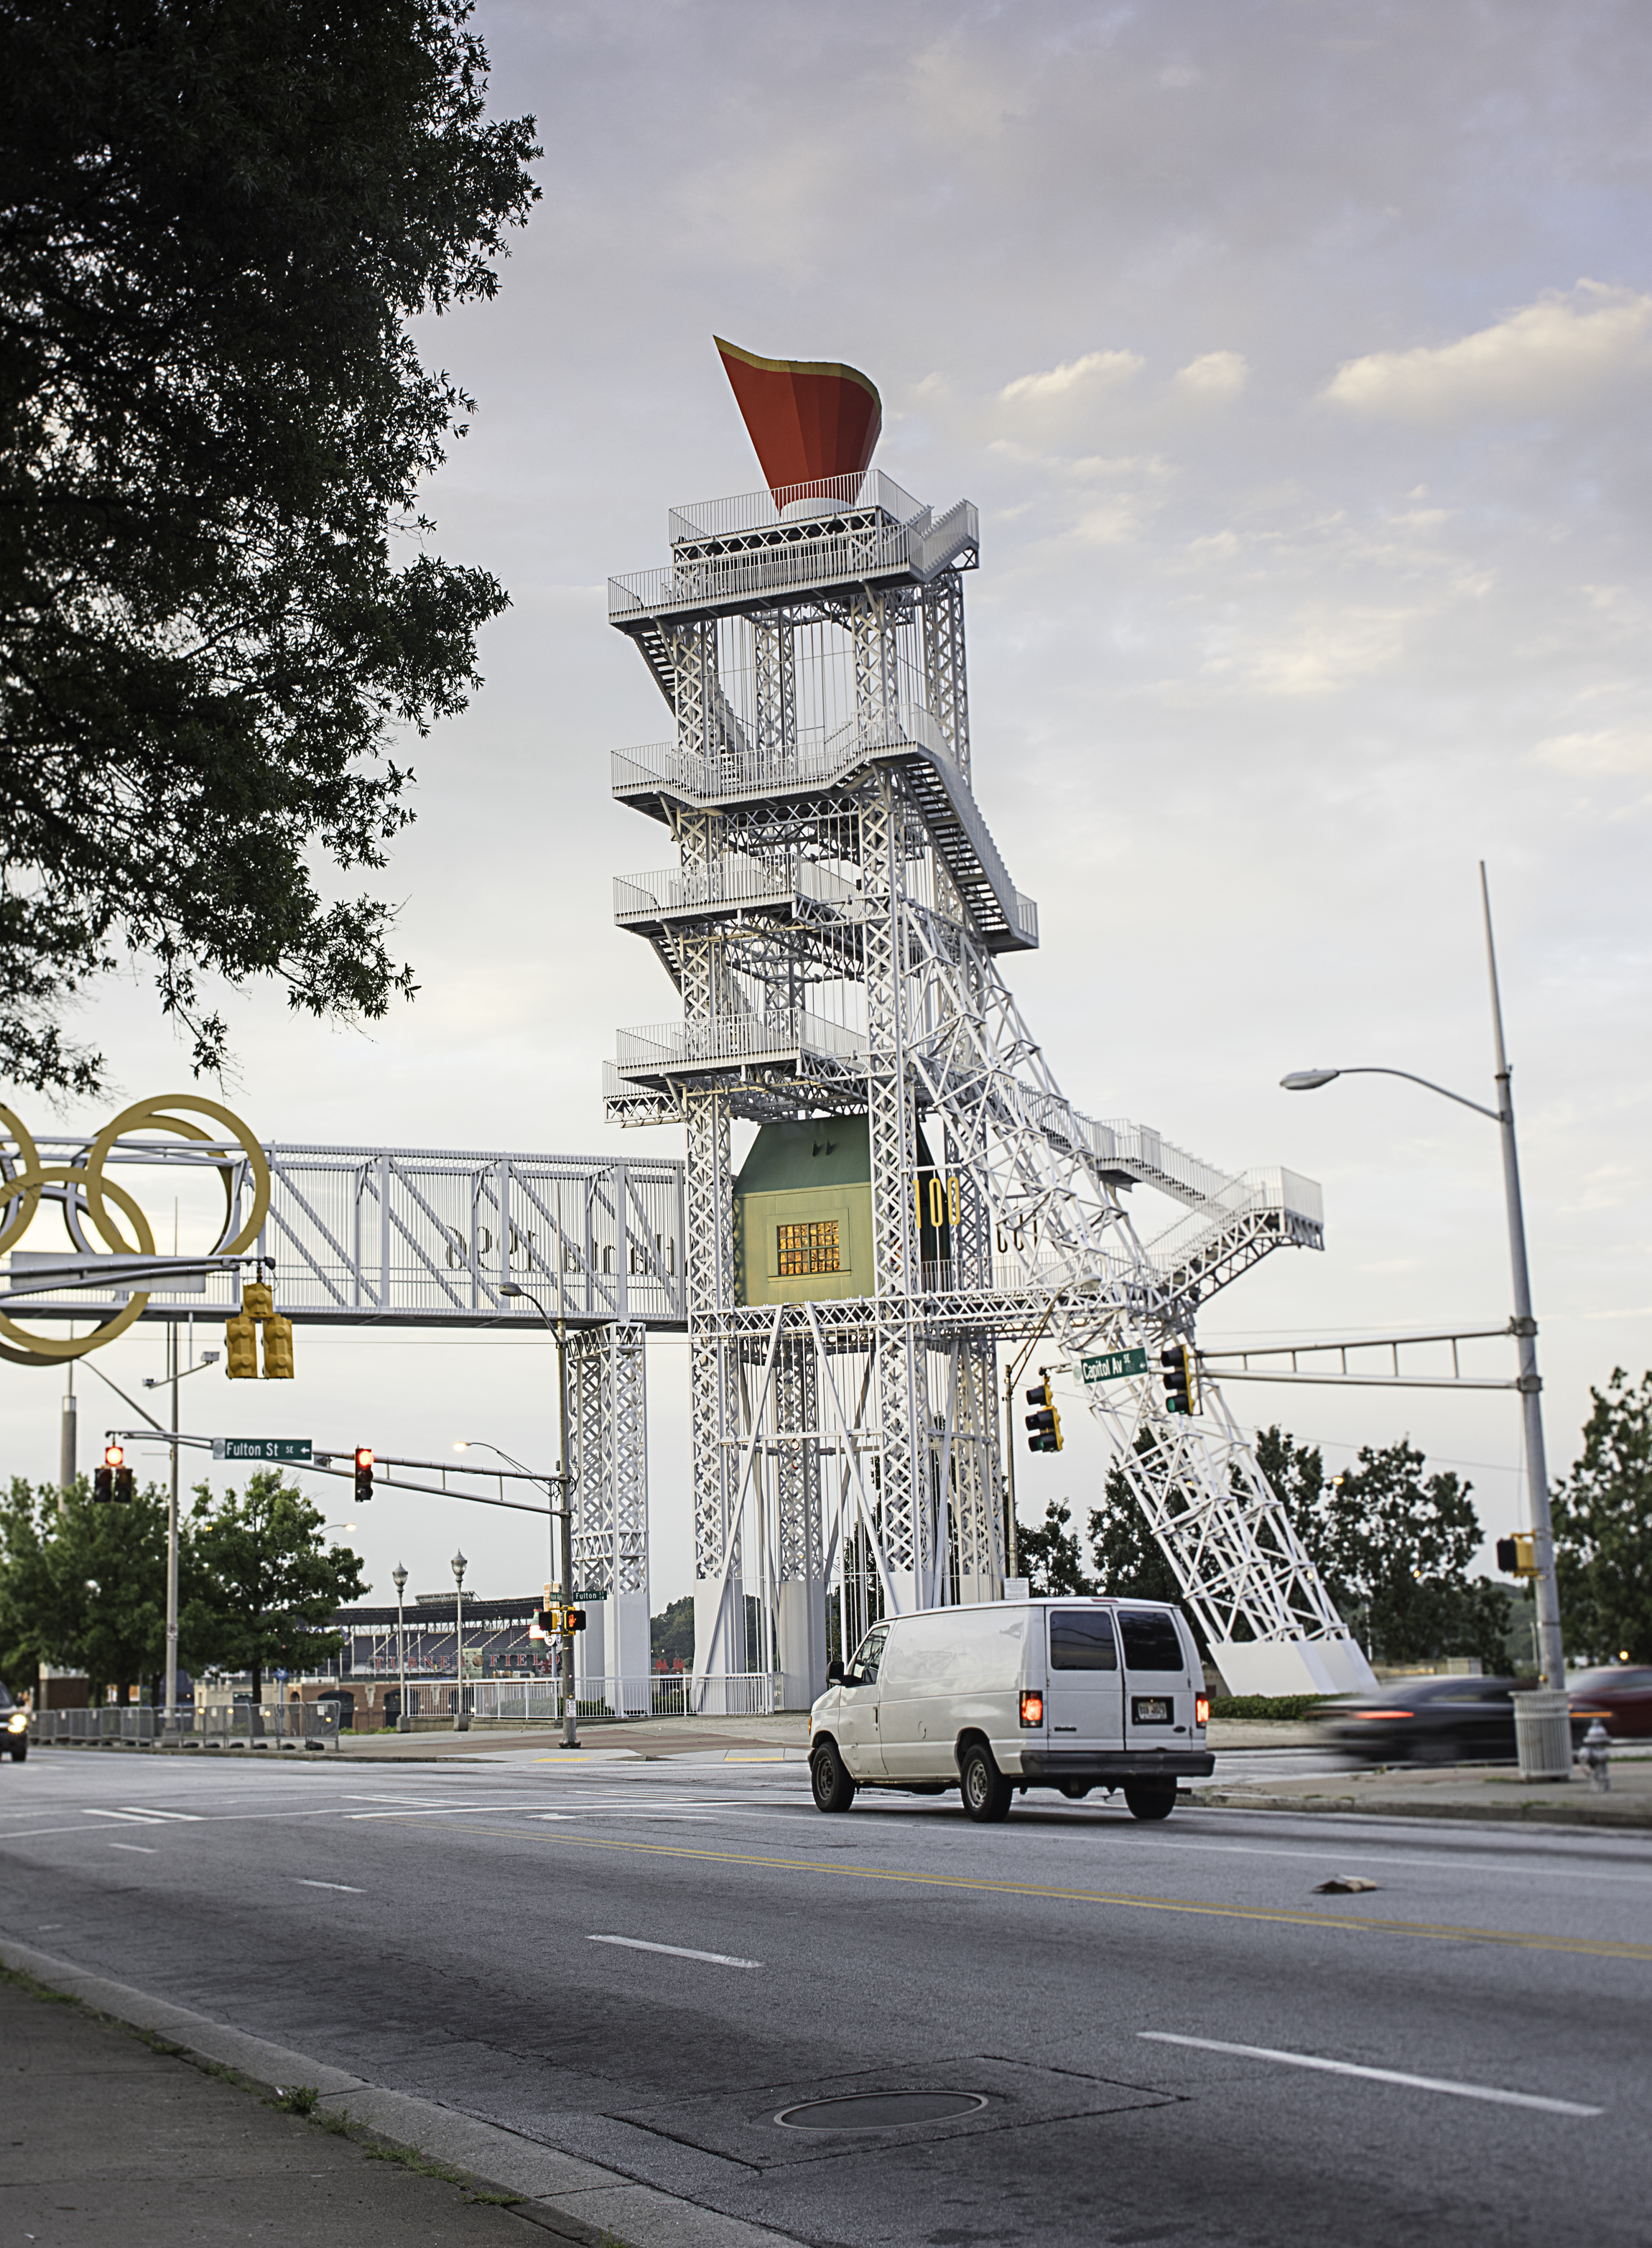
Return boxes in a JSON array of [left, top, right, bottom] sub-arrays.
[[557, 1316, 578, 1748], [1480, 864, 1566, 1691], [392, 1563, 409, 1732], [164, 1320, 180, 1733], [451, 1551, 467, 1729], [60, 1353, 77, 1494]]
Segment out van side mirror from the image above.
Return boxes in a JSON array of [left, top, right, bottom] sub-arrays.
[[827, 1658, 845, 1685]]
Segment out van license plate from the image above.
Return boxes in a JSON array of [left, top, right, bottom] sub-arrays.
[[1132, 1696, 1172, 1724]]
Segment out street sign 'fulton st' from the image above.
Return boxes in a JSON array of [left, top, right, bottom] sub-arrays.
[[1081, 1347, 1148, 1385], [211, 1439, 312, 1463]]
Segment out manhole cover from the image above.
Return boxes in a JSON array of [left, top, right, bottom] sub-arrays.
[[775, 2091, 988, 2132]]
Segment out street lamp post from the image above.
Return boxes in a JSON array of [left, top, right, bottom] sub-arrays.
[[143, 1337, 219, 1737], [450, 1551, 468, 1732], [391, 1562, 409, 1733], [1282, 865, 1569, 1770], [501, 1282, 580, 1747]]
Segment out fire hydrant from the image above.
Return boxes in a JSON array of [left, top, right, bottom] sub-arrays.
[[1579, 1717, 1612, 1793]]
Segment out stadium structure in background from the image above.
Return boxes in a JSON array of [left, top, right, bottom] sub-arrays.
[[602, 338, 1375, 1701]]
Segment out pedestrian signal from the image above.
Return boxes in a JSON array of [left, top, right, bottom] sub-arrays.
[[1495, 1533, 1539, 1576], [1024, 1375, 1062, 1454], [354, 1446, 375, 1504]]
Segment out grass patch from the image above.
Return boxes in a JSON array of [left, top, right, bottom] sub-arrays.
[[1208, 1694, 1332, 1722], [274, 2084, 320, 2115]]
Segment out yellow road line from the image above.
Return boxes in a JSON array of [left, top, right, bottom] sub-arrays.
[[387, 1822, 1652, 1962]]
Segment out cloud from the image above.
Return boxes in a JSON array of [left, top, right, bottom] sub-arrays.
[[999, 349, 1143, 406], [1323, 283, 1652, 421], [1532, 728, 1652, 774], [1174, 349, 1248, 399]]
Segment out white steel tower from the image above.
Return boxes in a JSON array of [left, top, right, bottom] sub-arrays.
[[605, 421, 1373, 1703]]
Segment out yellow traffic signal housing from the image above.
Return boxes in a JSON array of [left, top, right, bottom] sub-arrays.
[[225, 1311, 259, 1378], [261, 1314, 294, 1379], [243, 1279, 274, 1321], [1495, 1532, 1539, 1577]]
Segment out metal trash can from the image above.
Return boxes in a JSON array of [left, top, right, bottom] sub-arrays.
[[1513, 1687, 1572, 1780]]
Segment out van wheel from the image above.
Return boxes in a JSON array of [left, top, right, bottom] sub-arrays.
[[1123, 1781, 1176, 1821], [960, 1744, 1013, 1823], [810, 1741, 856, 1813]]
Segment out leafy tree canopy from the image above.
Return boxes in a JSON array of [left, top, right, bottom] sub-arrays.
[[1018, 1498, 1091, 1597], [1315, 1439, 1508, 1672], [0, 0, 539, 1092], [1552, 1367, 1652, 1664], [190, 1470, 366, 1696]]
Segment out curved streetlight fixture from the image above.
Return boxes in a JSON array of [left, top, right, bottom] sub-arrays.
[[500, 1281, 579, 1747], [1280, 865, 1567, 1717]]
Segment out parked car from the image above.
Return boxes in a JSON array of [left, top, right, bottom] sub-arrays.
[[0, 1681, 27, 1762], [1569, 1666, 1652, 1740], [808, 1597, 1214, 1823], [1317, 1676, 1590, 1765]]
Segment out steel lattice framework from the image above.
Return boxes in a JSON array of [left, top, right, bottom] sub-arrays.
[[604, 470, 1373, 1701]]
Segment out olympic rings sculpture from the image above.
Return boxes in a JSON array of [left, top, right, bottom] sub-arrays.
[[0, 1095, 271, 1368]]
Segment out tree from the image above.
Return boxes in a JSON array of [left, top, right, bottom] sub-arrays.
[[1018, 1499, 1091, 1596], [1551, 1367, 1652, 1663], [1254, 1424, 1329, 1571], [191, 1472, 366, 1697], [0, 1472, 212, 1701], [1087, 1457, 1182, 1606], [650, 1595, 693, 1671], [0, 1, 539, 1092], [1317, 1441, 1507, 1671]]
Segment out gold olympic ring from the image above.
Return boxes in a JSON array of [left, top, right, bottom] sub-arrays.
[[0, 1094, 271, 1367]]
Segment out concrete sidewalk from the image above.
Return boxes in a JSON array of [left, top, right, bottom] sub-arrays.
[[0, 1969, 578, 2247], [0, 1954, 806, 2248], [1190, 1752, 1652, 1829]]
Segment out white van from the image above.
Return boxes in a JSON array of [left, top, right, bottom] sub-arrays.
[[808, 1597, 1214, 1822]]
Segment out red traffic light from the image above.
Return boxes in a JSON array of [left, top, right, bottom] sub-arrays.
[[104, 1444, 124, 1468], [355, 1447, 373, 1470]]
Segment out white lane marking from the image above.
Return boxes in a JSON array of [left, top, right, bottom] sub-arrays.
[[295, 1878, 364, 1893], [1139, 2033, 1602, 2117], [83, 1808, 166, 1824], [588, 1934, 760, 1969], [116, 1806, 202, 1821], [108, 1842, 157, 1854]]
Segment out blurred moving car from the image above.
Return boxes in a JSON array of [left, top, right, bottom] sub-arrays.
[[0, 1681, 26, 1762], [1317, 1676, 1589, 1765], [1569, 1666, 1652, 1740]]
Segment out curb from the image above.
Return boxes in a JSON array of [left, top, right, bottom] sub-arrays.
[[1188, 1788, 1652, 1830], [0, 1936, 811, 2248]]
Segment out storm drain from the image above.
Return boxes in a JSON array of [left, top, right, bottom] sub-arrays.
[[775, 2091, 988, 2132]]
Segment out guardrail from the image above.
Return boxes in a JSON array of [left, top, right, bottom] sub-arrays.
[[389, 1674, 779, 1722], [614, 857, 860, 924], [667, 469, 928, 545], [615, 1011, 863, 1075], [33, 1704, 340, 1750]]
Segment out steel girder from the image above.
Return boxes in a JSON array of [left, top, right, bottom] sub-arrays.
[[568, 1322, 649, 1600]]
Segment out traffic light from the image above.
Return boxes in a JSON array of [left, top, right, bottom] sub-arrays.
[[261, 1314, 294, 1379], [94, 1444, 118, 1503], [225, 1310, 259, 1379], [1024, 1375, 1062, 1454], [113, 1459, 135, 1503], [354, 1447, 375, 1505], [1161, 1345, 1194, 1415], [1496, 1533, 1539, 1577], [243, 1278, 274, 1321]]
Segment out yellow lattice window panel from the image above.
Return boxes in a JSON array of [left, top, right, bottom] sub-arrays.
[[777, 1219, 840, 1276]]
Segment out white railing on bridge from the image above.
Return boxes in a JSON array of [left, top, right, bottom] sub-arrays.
[[611, 501, 978, 622]]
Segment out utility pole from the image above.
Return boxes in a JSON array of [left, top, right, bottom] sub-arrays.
[[164, 1319, 180, 1733], [557, 1314, 577, 1748], [60, 1352, 77, 1495]]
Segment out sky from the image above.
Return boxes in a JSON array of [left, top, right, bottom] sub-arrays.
[[7, 1, 1652, 1622]]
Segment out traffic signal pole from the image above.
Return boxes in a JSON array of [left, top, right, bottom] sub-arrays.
[[164, 1319, 180, 1734], [557, 1314, 577, 1749]]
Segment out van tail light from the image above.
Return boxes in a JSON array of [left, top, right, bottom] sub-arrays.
[[1019, 1690, 1044, 1728], [1194, 1695, 1210, 1728]]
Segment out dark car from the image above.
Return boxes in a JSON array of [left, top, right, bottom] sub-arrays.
[[0, 1681, 27, 1762], [1318, 1676, 1587, 1766], [1569, 1666, 1652, 1740]]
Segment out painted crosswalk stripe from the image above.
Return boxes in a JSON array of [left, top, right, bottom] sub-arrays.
[[588, 1934, 759, 1969], [116, 1806, 202, 1821], [1138, 2033, 1602, 2116]]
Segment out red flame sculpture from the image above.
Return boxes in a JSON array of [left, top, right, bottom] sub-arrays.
[[714, 336, 882, 501]]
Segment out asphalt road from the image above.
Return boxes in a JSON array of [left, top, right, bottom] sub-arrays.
[[3, 1744, 1649, 2248]]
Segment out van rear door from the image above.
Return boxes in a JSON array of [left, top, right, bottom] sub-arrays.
[[1118, 1607, 1192, 1749], [1045, 1607, 1124, 1750]]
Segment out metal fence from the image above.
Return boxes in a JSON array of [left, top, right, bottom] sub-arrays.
[[390, 1673, 779, 1724], [33, 1703, 340, 1749]]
